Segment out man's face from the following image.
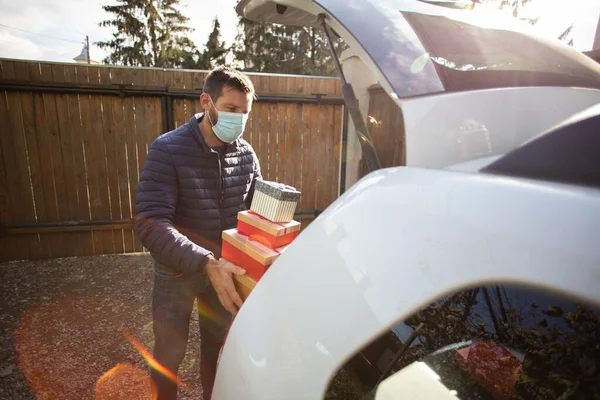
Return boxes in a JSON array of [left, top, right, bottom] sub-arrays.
[[207, 85, 253, 124]]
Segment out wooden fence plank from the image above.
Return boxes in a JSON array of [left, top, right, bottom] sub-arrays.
[[278, 103, 288, 184], [51, 64, 66, 84], [78, 93, 102, 255], [183, 71, 193, 90], [173, 98, 186, 128], [85, 67, 115, 254], [12, 61, 30, 81], [278, 77, 289, 95], [40, 88, 71, 257], [114, 97, 135, 253], [155, 69, 166, 88], [258, 103, 270, 180], [120, 66, 135, 87], [268, 103, 279, 182], [0, 120, 12, 220], [315, 104, 328, 210], [249, 106, 261, 169], [66, 95, 90, 219], [302, 77, 312, 96], [243, 104, 253, 147], [107, 67, 123, 85], [125, 97, 143, 252], [133, 96, 150, 253], [0, 143, 18, 261], [192, 72, 204, 91], [99, 67, 112, 86], [7, 91, 39, 259], [53, 94, 77, 219], [131, 67, 145, 87], [103, 95, 125, 254], [172, 71, 185, 90], [54, 91, 91, 257], [327, 79, 336, 98], [134, 97, 148, 180], [325, 105, 337, 207], [0, 93, 23, 260], [75, 65, 90, 84], [283, 104, 292, 186], [19, 93, 47, 223], [299, 104, 313, 210], [286, 103, 303, 197], [93, 95, 115, 254], [309, 104, 321, 210], [15, 92, 43, 260], [318, 77, 329, 97], [44, 94, 70, 227], [0, 59, 16, 79], [332, 104, 343, 201], [28, 62, 42, 82], [67, 94, 95, 255], [64, 64, 77, 85], [147, 98, 161, 146]]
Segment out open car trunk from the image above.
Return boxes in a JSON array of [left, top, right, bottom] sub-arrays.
[[236, 0, 600, 171]]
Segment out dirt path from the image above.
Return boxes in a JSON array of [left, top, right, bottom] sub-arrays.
[[0, 254, 203, 399]]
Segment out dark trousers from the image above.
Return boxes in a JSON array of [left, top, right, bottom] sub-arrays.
[[151, 262, 231, 400]]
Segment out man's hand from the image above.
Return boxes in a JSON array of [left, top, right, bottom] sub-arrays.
[[205, 256, 246, 315]]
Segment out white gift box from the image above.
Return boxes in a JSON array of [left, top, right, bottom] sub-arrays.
[[250, 180, 301, 223]]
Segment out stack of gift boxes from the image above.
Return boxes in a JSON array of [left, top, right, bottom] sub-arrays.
[[222, 180, 302, 299]]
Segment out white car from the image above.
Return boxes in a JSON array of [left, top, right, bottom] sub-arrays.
[[213, 1, 600, 399]]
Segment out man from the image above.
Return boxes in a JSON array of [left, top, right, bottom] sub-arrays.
[[134, 66, 261, 400]]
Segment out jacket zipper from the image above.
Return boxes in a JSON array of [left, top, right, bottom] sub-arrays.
[[217, 151, 225, 239]]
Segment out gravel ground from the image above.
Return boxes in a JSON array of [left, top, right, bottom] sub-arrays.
[[0, 254, 203, 400]]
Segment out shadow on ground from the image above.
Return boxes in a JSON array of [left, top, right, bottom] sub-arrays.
[[0, 254, 202, 400]]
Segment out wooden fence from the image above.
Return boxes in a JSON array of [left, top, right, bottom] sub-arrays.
[[0, 59, 345, 262]]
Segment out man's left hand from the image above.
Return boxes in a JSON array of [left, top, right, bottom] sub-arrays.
[[205, 256, 246, 315]]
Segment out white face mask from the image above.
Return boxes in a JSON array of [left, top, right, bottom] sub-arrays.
[[206, 96, 248, 143]]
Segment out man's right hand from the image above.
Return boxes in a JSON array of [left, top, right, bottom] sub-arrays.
[[205, 256, 246, 315]]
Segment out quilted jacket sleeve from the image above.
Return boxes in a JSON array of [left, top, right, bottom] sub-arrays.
[[134, 139, 213, 273], [245, 150, 263, 209]]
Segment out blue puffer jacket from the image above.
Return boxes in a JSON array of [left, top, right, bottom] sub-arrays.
[[134, 113, 261, 273]]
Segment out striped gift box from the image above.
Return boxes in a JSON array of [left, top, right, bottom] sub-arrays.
[[250, 180, 301, 223]]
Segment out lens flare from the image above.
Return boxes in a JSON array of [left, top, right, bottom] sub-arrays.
[[120, 328, 187, 388], [410, 52, 430, 74], [95, 363, 157, 400], [368, 115, 382, 125], [195, 298, 227, 326]]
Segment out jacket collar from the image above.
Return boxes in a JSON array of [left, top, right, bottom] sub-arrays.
[[189, 113, 240, 154]]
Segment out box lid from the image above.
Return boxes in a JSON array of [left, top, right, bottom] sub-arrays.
[[238, 210, 301, 236], [222, 229, 290, 264], [255, 180, 301, 202]]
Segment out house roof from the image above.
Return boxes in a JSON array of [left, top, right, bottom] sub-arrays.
[[73, 44, 89, 61]]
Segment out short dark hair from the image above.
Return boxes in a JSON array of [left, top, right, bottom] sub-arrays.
[[203, 66, 256, 101]]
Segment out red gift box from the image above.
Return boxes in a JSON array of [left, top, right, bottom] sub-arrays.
[[237, 210, 300, 249], [221, 228, 290, 281], [455, 341, 523, 400]]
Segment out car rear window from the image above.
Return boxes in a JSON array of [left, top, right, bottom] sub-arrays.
[[324, 283, 600, 399], [403, 11, 600, 92]]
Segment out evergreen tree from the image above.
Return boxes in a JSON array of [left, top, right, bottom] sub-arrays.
[[233, 17, 345, 76], [96, 0, 200, 68], [197, 18, 229, 70]]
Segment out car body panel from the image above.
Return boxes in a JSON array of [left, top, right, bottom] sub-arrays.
[[398, 86, 600, 167], [215, 2, 600, 398], [213, 167, 600, 399]]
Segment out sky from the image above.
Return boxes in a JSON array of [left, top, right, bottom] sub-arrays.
[[0, 0, 598, 65], [0, 0, 240, 63]]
